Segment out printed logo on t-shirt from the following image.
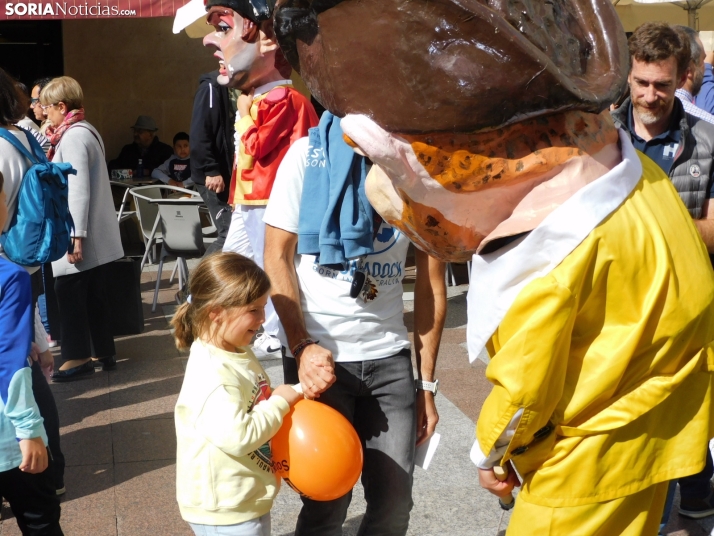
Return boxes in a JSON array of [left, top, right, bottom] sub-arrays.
[[248, 373, 274, 473], [663, 143, 678, 160], [310, 222, 404, 292]]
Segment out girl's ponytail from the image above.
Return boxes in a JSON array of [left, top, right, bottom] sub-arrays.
[[171, 301, 194, 350]]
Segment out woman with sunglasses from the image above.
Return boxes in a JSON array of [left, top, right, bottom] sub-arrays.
[[40, 76, 124, 382]]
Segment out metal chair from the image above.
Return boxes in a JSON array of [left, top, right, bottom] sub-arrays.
[[110, 181, 135, 223], [149, 198, 207, 312], [129, 185, 200, 270]]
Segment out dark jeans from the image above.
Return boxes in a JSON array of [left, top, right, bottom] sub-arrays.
[[195, 184, 231, 256], [283, 350, 416, 536], [0, 462, 63, 535], [679, 447, 714, 501], [54, 263, 115, 364], [30, 362, 64, 489]]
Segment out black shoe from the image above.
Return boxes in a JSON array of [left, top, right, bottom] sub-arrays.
[[679, 486, 714, 519], [97, 356, 116, 371], [51, 361, 95, 382]]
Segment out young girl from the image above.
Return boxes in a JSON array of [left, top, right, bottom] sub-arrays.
[[173, 252, 301, 536]]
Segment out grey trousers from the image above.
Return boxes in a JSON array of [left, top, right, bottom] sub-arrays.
[[283, 349, 416, 536]]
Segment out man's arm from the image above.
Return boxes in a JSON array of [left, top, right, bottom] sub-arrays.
[[695, 199, 714, 252], [413, 249, 447, 446], [264, 224, 336, 399], [108, 144, 135, 171], [696, 57, 714, 115], [151, 156, 173, 184]]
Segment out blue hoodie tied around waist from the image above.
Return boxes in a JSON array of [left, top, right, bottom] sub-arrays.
[[297, 112, 373, 268]]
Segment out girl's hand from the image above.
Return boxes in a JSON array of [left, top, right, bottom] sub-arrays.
[[272, 384, 302, 407]]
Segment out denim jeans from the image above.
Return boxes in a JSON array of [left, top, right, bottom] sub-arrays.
[[283, 350, 416, 536], [189, 513, 270, 536]]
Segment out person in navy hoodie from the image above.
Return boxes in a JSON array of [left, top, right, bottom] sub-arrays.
[[0, 170, 63, 535]]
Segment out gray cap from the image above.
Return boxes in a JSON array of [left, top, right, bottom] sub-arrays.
[[131, 115, 158, 132]]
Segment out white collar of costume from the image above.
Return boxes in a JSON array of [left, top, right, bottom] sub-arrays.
[[466, 129, 642, 362], [253, 79, 293, 98]]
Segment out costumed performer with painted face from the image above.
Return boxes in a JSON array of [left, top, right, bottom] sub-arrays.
[[202, 0, 318, 358], [273, 0, 714, 533]]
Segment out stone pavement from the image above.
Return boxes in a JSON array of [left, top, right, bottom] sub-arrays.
[[0, 260, 710, 535]]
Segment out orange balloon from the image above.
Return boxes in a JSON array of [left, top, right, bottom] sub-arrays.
[[272, 399, 363, 501]]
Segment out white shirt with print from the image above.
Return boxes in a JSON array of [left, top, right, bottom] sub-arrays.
[[263, 137, 410, 362]]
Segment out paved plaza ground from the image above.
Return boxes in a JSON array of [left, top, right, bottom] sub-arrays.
[[0, 261, 711, 535]]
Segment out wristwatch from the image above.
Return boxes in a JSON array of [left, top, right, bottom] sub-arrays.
[[415, 379, 439, 395]]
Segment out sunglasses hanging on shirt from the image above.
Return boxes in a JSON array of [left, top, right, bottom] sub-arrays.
[[349, 212, 384, 302]]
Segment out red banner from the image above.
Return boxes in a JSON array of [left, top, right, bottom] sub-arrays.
[[1, 0, 191, 19]]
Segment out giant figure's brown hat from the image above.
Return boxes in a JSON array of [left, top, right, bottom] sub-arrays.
[[274, 0, 629, 133]]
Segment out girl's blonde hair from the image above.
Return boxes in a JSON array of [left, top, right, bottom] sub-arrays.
[[40, 76, 84, 111], [171, 252, 271, 349]]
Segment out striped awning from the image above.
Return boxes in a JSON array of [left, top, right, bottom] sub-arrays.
[[2, 0, 192, 20]]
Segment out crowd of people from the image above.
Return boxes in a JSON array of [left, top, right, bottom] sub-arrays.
[[5, 1, 714, 534]]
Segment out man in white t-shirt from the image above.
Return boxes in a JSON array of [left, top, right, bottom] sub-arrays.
[[264, 133, 446, 535]]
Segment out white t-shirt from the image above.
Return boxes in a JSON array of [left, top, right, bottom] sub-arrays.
[[264, 137, 410, 362]]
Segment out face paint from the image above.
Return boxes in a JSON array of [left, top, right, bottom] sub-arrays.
[[204, 7, 260, 90], [224, 41, 259, 88]]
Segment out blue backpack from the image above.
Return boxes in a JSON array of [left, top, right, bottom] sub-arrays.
[[0, 128, 75, 266]]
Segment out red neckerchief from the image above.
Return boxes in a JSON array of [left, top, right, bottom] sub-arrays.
[[46, 108, 86, 160]]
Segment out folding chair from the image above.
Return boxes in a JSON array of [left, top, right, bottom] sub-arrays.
[[149, 198, 207, 312], [110, 181, 135, 223], [129, 185, 200, 270]]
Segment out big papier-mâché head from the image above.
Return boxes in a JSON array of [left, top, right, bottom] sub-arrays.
[[273, 0, 629, 261]]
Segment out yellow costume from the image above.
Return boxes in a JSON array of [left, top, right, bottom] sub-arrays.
[[468, 133, 714, 535]]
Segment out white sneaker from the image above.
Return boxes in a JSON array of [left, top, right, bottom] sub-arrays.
[[252, 332, 282, 359]]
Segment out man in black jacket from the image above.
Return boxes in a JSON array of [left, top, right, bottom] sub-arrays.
[[189, 71, 235, 255], [108, 116, 174, 177]]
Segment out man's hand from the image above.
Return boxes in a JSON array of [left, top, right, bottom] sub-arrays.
[[238, 88, 255, 118], [168, 179, 182, 187], [205, 175, 225, 194], [297, 344, 336, 399], [478, 462, 521, 499], [18, 437, 48, 474], [415, 389, 439, 446], [67, 237, 83, 264]]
